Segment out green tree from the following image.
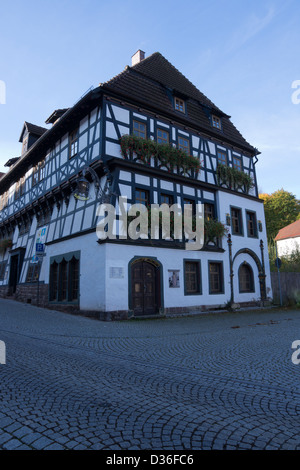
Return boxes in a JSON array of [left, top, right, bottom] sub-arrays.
[[259, 189, 300, 243]]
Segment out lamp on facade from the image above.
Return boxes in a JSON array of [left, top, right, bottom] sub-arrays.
[[73, 164, 113, 203], [226, 213, 231, 226], [73, 175, 90, 201]]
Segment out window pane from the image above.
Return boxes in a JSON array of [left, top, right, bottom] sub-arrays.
[[231, 208, 242, 235], [175, 98, 185, 113], [133, 121, 146, 139], [212, 116, 221, 128], [161, 193, 173, 206], [157, 129, 169, 144], [135, 189, 149, 206], [233, 157, 242, 171], [69, 258, 79, 301], [246, 212, 256, 237], [217, 151, 227, 165], [50, 262, 58, 301], [60, 261, 68, 301], [185, 262, 199, 294], [69, 129, 79, 158], [209, 263, 222, 293], [204, 203, 214, 219], [178, 137, 189, 154]]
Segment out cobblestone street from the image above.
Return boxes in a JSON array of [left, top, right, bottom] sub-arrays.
[[0, 298, 299, 450]]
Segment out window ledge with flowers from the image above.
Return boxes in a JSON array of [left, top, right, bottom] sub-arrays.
[[120, 135, 201, 179], [216, 164, 254, 194]]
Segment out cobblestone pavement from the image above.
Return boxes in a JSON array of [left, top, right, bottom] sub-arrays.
[[0, 299, 300, 450]]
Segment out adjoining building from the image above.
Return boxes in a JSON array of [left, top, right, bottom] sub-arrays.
[[0, 51, 272, 320], [275, 219, 300, 257]]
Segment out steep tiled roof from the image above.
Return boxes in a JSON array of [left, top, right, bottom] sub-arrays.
[[132, 52, 223, 112], [275, 219, 300, 241], [102, 52, 257, 153]]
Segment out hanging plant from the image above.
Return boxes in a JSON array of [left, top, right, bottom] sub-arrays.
[[216, 164, 253, 193], [204, 218, 228, 243], [120, 135, 201, 177]]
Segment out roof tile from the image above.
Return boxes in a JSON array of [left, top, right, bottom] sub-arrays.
[[275, 219, 300, 241]]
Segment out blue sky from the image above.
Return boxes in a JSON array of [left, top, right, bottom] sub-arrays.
[[0, 0, 299, 198]]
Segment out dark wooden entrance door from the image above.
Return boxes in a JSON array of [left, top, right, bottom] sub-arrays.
[[9, 249, 25, 294], [131, 260, 158, 316], [9, 255, 19, 294]]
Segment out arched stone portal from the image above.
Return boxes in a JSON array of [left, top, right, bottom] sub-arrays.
[[233, 248, 266, 301]]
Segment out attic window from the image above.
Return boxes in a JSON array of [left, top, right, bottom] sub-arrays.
[[212, 115, 221, 129], [22, 136, 28, 155], [174, 97, 185, 113]]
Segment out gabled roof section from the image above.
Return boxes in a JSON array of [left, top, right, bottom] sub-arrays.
[[4, 157, 20, 167], [131, 52, 224, 114], [19, 121, 48, 143], [102, 52, 257, 154], [275, 219, 300, 241]]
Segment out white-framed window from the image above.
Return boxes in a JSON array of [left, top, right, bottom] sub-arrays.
[[212, 115, 221, 129], [174, 97, 185, 113]]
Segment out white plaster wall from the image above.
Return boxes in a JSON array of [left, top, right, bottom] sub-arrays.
[[277, 237, 300, 257], [104, 243, 230, 312], [45, 232, 106, 311], [217, 191, 272, 300]]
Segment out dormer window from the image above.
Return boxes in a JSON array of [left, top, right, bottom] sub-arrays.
[[212, 115, 221, 129], [22, 136, 28, 155], [174, 97, 185, 113]]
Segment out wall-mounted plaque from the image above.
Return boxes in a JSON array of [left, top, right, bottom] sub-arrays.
[[168, 270, 180, 288]]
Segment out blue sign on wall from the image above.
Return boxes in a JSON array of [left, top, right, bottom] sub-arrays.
[[36, 243, 45, 253]]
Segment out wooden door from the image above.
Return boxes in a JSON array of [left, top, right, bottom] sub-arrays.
[[131, 261, 157, 316], [9, 249, 25, 294], [9, 255, 19, 294]]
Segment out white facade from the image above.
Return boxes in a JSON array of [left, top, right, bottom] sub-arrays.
[[277, 237, 300, 257]]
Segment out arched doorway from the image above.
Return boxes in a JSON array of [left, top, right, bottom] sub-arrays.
[[129, 258, 162, 316], [238, 262, 255, 293], [233, 248, 266, 300]]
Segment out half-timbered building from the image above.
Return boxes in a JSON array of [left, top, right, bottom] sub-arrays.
[[0, 51, 272, 319]]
